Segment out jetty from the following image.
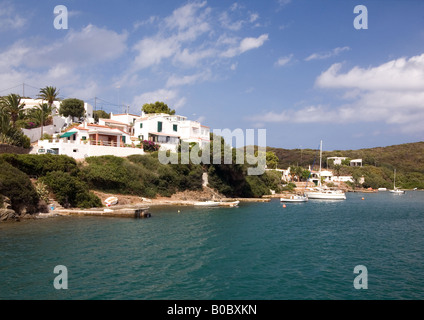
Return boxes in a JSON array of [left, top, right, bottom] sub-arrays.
[[55, 205, 151, 218]]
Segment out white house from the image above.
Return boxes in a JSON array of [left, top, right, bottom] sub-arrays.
[[20, 98, 95, 142], [109, 113, 139, 127], [327, 156, 347, 166], [33, 122, 143, 159], [350, 159, 363, 167], [133, 113, 210, 152], [98, 118, 131, 135]]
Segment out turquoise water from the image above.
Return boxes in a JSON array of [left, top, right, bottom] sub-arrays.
[[1, 192, 424, 300]]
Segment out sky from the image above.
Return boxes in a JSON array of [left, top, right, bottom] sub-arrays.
[[1, 0, 424, 150]]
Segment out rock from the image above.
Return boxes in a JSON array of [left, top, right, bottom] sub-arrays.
[[1, 196, 12, 210], [0, 209, 20, 222]]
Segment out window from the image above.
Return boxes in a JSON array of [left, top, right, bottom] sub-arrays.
[[158, 121, 163, 132], [140, 123, 143, 129], [81, 136, 87, 141], [122, 136, 126, 143], [173, 124, 178, 132]]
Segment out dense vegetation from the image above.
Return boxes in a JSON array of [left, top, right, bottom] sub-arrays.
[[142, 101, 176, 115], [268, 141, 424, 189], [0, 159, 40, 214]]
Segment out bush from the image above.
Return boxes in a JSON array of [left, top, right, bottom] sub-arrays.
[[81, 155, 158, 197], [41, 133, 53, 140], [245, 175, 271, 197], [0, 154, 78, 177], [141, 140, 160, 152], [41, 171, 101, 209], [0, 160, 40, 214]]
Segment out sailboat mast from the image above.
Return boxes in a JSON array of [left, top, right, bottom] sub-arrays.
[[394, 169, 396, 189], [319, 140, 322, 187]]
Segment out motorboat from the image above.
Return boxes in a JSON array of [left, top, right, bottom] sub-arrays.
[[280, 195, 308, 202], [218, 201, 240, 207], [193, 201, 220, 207], [104, 196, 118, 206]]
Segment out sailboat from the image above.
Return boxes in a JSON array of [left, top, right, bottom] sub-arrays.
[[304, 141, 347, 200], [390, 169, 405, 194]]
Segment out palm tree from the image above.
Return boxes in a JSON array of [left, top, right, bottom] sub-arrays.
[[38, 86, 60, 137], [29, 103, 54, 129], [0, 94, 26, 127]]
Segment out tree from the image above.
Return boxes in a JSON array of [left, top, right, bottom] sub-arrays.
[[60, 98, 85, 120], [0, 94, 25, 127], [301, 169, 311, 181], [38, 86, 60, 137], [142, 101, 175, 115], [93, 110, 110, 123], [0, 110, 30, 148], [28, 103, 55, 127], [266, 151, 279, 169], [334, 164, 341, 178]]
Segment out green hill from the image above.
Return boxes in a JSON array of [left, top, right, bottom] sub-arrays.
[[267, 141, 424, 189]]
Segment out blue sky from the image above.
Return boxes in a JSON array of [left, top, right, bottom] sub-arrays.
[[1, 0, 424, 150]]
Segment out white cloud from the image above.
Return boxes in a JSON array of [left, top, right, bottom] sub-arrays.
[[275, 54, 293, 67], [133, 36, 180, 69], [277, 0, 292, 11], [165, 1, 208, 31], [305, 46, 350, 61], [195, 115, 206, 123], [133, 16, 159, 30], [0, 2, 26, 32], [316, 54, 424, 91], [250, 53, 424, 133], [0, 24, 128, 101], [166, 71, 211, 87], [132, 89, 187, 110], [222, 34, 269, 58], [22, 24, 128, 69], [250, 13, 259, 23]]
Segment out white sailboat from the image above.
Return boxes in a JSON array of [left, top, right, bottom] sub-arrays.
[[304, 140, 347, 200], [390, 169, 405, 194]]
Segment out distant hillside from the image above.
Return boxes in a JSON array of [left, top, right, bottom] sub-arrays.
[[267, 141, 424, 189], [268, 141, 424, 173]]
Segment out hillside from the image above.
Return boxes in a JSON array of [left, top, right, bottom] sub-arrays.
[[267, 141, 424, 189], [268, 141, 424, 172]]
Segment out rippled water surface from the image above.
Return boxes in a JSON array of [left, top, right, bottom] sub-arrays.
[[1, 192, 424, 300]]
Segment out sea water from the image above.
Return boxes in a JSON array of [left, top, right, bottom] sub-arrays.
[[1, 192, 424, 300]]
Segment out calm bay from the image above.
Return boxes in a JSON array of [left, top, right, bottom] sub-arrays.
[[1, 192, 424, 300]]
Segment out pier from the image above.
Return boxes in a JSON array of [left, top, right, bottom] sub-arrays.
[[55, 206, 151, 218]]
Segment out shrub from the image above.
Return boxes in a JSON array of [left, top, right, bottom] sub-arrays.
[[141, 140, 160, 152], [41, 171, 101, 209], [0, 154, 78, 177], [0, 160, 39, 214], [41, 133, 53, 140], [245, 175, 271, 197], [81, 155, 158, 197]]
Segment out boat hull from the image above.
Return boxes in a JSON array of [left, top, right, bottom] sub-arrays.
[[390, 190, 405, 194], [280, 196, 308, 203], [304, 192, 346, 200], [194, 201, 220, 207]]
